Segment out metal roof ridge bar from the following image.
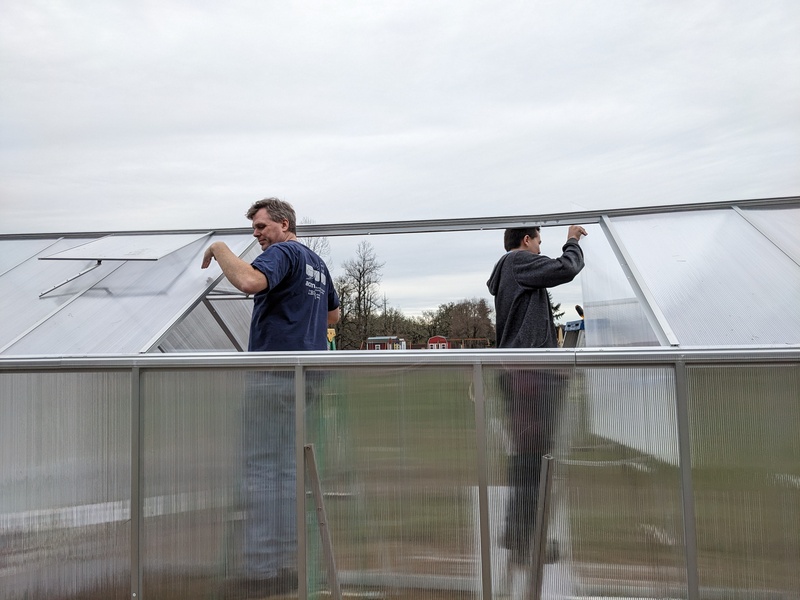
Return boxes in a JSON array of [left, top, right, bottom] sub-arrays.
[[598, 214, 680, 347], [139, 238, 259, 353], [0, 261, 127, 354], [2, 195, 798, 240], [731, 205, 800, 269]]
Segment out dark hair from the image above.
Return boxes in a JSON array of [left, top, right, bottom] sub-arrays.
[[245, 198, 296, 233], [503, 227, 540, 251]]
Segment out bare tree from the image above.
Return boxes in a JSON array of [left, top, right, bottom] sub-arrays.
[[297, 217, 332, 265], [335, 241, 384, 349]]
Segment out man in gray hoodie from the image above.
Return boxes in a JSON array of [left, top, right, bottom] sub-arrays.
[[486, 224, 587, 564]]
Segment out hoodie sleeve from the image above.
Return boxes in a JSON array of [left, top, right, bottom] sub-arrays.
[[513, 239, 584, 289]]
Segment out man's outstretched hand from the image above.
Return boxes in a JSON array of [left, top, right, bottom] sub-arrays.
[[567, 225, 588, 241]]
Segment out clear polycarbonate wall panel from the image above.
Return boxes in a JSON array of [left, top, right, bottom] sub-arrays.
[[140, 368, 255, 599], [481, 365, 581, 598], [304, 366, 481, 599], [688, 364, 800, 596], [741, 206, 800, 264], [0, 370, 130, 600], [611, 210, 800, 346], [154, 300, 239, 352], [3, 234, 251, 355], [577, 223, 661, 347], [0, 237, 122, 352], [562, 367, 685, 598]]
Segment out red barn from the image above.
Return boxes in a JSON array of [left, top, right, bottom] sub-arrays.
[[427, 335, 450, 349]]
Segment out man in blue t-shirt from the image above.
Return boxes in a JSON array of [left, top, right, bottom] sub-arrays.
[[202, 198, 340, 598], [202, 197, 340, 349]]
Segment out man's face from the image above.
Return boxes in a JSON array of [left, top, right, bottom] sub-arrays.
[[525, 231, 542, 255], [251, 208, 289, 250]]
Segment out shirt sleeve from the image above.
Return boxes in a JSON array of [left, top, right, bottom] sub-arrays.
[[513, 240, 585, 289], [251, 244, 291, 290]]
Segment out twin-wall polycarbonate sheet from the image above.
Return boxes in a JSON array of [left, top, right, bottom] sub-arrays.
[[577, 223, 661, 347], [687, 364, 800, 596], [610, 210, 800, 346], [154, 300, 239, 352], [0, 370, 131, 600], [566, 366, 686, 597], [741, 206, 800, 265], [0, 238, 56, 276], [2, 234, 250, 355], [306, 366, 482, 599], [0, 238, 123, 352], [139, 369, 246, 597], [40, 232, 209, 261]]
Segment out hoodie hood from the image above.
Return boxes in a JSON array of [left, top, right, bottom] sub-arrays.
[[487, 252, 510, 296]]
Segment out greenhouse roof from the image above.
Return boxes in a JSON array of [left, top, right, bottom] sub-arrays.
[[1, 196, 798, 356]]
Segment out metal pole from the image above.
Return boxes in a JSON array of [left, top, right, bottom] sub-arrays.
[[130, 367, 142, 600], [304, 444, 343, 600], [472, 364, 494, 600], [674, 361, 700, 599], [528, 455, 555, 600], [295, 365, 308, 600]]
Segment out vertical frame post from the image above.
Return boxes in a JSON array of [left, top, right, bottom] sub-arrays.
[[295, 365, 307, 600], [130, 367, 142, 600], [529, 455, 555, 600], [472, 363, 494, 599], [674, 361, 700, 599]]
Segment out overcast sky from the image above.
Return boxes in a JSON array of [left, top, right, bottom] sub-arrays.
[[1, 1, 798, 319]]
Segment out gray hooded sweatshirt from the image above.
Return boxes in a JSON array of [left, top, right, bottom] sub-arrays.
[[487, 239, 584, 348]]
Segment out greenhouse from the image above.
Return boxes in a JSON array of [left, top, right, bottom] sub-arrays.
[[1, 196, 799, 600]]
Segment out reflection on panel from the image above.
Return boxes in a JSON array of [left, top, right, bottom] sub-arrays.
[[611, 210, 800, 345], [140, 369, 255, 600], [0, 371, 130, 600], [688, 365, 800, 597], [305, 367, 481, 600], [578, 223, 661, 347], [564, 368, 685, 597], [482, 365, 578, 598]]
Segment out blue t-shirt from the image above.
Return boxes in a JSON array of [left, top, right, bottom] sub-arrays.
[[248, 240, 339, 351]]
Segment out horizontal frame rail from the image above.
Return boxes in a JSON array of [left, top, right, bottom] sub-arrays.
[[1, 346, 798, 371]]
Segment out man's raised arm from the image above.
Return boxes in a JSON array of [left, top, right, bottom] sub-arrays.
[[201, 241, 268, 295]]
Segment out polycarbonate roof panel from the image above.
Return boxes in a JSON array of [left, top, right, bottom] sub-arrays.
[[740, 206, 800, 265], [2, 233, 252, 355], [0, 238, 124, 352], [39, 233, 209, 261], [0, 238, 58, 277], [154, 301, 238, 353], [578, 224, 661, 347], [611, 209, 800, 346], [206, 297, 252, 350]]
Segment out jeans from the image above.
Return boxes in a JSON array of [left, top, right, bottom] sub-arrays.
[[498, 369, 567, 563], [241, 372, 298, 579]]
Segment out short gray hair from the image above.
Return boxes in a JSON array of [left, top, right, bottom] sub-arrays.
[[245, 198, 296, 233]]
